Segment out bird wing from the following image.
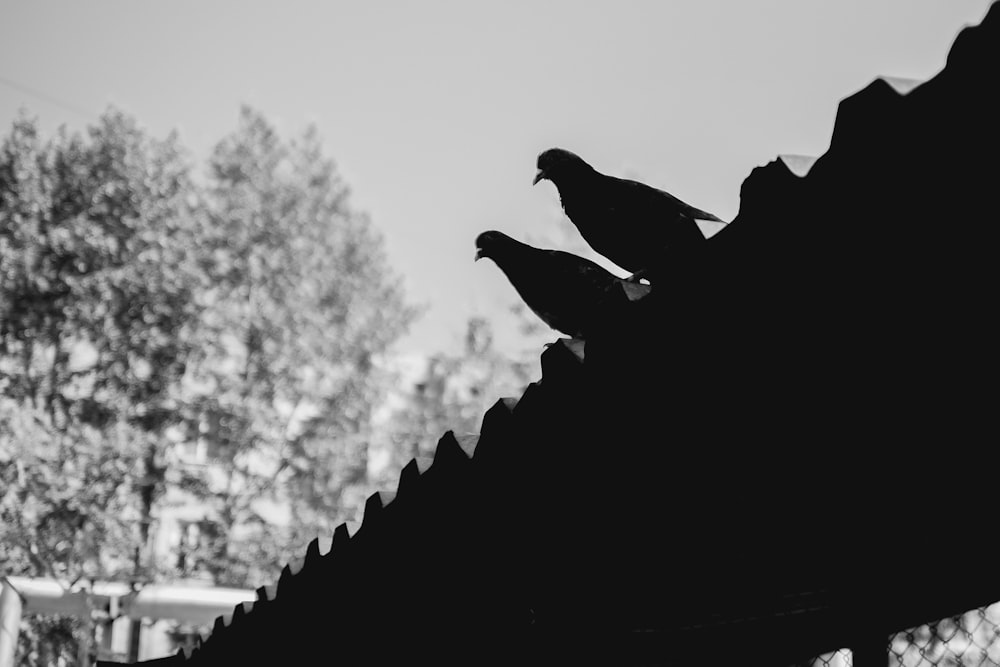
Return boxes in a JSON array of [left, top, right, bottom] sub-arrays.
[[546, 249, 622, 290], [613, 177, 723, 223], [529, 249, 626, 336], [488, 241, 621, 337]]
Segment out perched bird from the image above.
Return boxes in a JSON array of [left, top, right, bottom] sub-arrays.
[[533, 148, 724, 280], [475, 230, 648, 339]]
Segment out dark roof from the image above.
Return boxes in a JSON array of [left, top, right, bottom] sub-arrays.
[[117, 3, 1000, 665]]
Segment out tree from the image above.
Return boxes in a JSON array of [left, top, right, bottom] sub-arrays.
[[179, 106, 418, 577], [383, 316, 535, 480], [1, 399, 150, 664], [1, 106, 418, 662], [1, 108, 205, 664]]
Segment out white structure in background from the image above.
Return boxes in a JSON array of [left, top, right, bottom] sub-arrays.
[[0, 575, 254, 666]]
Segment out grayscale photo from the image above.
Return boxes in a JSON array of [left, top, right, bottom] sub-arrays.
[[1, 1, 996, 665]]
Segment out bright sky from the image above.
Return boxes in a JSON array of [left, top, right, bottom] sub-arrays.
[[0, 1, 991, 357]]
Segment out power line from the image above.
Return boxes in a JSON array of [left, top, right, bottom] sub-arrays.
[[0, 74, 94, 118]]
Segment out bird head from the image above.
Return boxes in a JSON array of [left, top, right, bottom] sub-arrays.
[[533, 148, 591, 186], [474, 230, 511, 262]]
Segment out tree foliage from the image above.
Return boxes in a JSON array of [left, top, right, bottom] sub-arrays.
[[181, 107, 418, 577], [1, 108, 204, 665], [0, 106, 417, 663], [384, 316, 534, 472]]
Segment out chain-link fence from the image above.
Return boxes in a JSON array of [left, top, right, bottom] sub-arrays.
[[890, 604, 1000, 667], [811, 650, 853, 667], [803, 603, 1000, 667]]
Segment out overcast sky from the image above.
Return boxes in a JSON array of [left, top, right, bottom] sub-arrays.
[[0, 0, 991, 356]]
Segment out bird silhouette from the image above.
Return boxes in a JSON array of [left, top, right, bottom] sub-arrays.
[[475, 230, 648, 339], [533, 148, 723, 281]]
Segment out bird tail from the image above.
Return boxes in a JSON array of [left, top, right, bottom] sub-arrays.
[[683, 202, 727, 225], [695, 211, 727, 224]]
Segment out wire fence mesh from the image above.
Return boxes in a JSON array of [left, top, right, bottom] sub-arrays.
[[803, 603, 1000, 667], [890, 604, 1000, 667], [812, 650, 853, 667]]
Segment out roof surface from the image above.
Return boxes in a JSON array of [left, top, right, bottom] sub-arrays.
[[118, 3, 1000, 665]]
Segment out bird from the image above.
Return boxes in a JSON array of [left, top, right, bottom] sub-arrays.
[[532, 148, 724, 281], [475, 230, 648, 339]]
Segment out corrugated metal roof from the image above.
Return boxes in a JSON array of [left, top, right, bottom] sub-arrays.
[[118, 2, 1000, 665]]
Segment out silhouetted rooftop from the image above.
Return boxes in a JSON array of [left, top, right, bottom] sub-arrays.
[[115, 3, 1000, 665]]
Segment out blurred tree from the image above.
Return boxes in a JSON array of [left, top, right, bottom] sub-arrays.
[[0, 109, 204, 664], [173, 106, 418, 580], [1, 106, 418, 661], [1, 399, 150, 664], [384, 316, 534, 476]]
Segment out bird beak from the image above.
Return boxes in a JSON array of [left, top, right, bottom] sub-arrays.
[[474, 248, 483, 262], [532, 169, 546, 186]]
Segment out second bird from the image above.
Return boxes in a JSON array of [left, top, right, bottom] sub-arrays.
[[533, 148, 723, 280], [475, 230, 645, 340]]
